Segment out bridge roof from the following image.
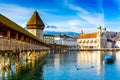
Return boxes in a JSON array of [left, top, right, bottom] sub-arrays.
[[0, 13, 47, 45]]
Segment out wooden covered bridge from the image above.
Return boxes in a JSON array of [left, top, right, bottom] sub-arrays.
[[0, 13, 50, 69]]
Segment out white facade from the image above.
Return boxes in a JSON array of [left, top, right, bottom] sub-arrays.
[[77, 38, 98, 49], [43, 34, 55, 44], [107, 42, 113, 48], [54, 34, 79, 50], [77, 25, 107, 49], [115, 39, 120, 48]]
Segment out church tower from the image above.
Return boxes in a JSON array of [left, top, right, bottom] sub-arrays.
[[97, 25, 101, 37], [26, 11, 45, 40], [97, 25, 101, 49], [102, 26, 106, 33], [101, 26, 107, 48]]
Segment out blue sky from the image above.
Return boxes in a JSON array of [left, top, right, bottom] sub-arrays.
[[0, 0, 120, 33]]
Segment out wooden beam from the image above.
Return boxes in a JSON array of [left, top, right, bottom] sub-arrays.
[[27, 37, 30, 43], [7, 30, 10, 39], [15, 33, 18, 40], [25, 37, 29, 42], [30, 39, 32, 43], [21, 35, 24, 41]]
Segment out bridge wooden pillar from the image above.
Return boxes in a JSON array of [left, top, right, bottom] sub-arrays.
[[1, 70, 5, 80], [23, 57, 27, 69], [23, 52, 28, 61], [6, 68, 11, 80], [31, 50, 36, 60], [35, 51, 39, 59], [1, 53, 5, 69], [39, 50, 48, 58], [27, 50, 36, 60], [35, 51, 39, 61], [31, 58, 35, 70], [6, 53, 11, 68], [15, 53, 21, 68], [27, 51, 31, 60]]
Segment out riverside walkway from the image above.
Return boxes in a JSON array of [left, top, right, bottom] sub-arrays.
[[80, 48, 120, 51]]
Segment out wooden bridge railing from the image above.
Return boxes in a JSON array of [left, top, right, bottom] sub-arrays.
[[0, 38, 49, 52]]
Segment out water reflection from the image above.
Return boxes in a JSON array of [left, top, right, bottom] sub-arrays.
[[77, 51, 103, 66], [54, 54, 60, 70], [0, 58, 45, 80], [116, 51, 120, 60], [1, 51, 120, 80], [44, 51, 120, 80]]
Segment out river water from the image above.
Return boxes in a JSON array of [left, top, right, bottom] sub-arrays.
[[43, 51, 120, 80], [1, 51, 120, 80]]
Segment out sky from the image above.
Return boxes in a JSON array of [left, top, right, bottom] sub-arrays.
[[0, 0, 120, 33]]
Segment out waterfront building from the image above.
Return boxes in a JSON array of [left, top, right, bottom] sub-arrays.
[[43, 34, 55, 44], [106, 39, 115, 48], [77, 25, 107, 49], [54, 34, 78, 49], [26, 11, 45, 40], [113, 32, 120, 48], [115, 41, 120, 48]]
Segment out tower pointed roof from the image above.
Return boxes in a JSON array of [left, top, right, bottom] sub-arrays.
[[26, 10, 45, 30]]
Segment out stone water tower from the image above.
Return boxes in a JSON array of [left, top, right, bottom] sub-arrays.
[[26, 10, 45, 40]]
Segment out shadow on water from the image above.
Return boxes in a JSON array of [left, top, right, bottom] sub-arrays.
[[0, 57, 46, 80]]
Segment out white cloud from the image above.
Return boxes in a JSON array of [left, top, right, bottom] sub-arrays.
[[0, 3, 81, 32], [66, 3, 88, 14], [20, 22, 27, 28], [61, 0, 104, 25], [0, 2, 105, 33], [42, 0, 102, 33], [67, 3, 104, 25], [0, 4, 34, 27], [78, 13, 104, 25], [104, 21, 120, 32], [67, 19, 84, 26], [44, 19, 97, 33]]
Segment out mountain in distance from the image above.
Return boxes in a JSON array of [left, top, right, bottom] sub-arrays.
[[44, 25, 80, 37], [24, 27, 80, 37], [44, 31, 80, 37]]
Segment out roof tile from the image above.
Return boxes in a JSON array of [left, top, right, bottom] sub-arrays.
[[80, 32, 97, 39]]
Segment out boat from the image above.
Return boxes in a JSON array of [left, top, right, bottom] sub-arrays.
[[104, 55, 115, 64]]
